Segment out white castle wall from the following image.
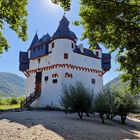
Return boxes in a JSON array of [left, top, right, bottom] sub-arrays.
[[27, 39, 103, 108]]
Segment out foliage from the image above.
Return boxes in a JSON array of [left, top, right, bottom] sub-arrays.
[[94, 87, 137, 124], [60, 81, 93, 119], [94, 89, 115, 124], [52, 0, 140, 90], [0, 96, 25, 105], [0, 0, 28, 54], [51, 0, 71, 11], [112, 88, 137, 124]]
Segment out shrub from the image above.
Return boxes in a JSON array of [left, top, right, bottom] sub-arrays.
[[9, 97, 19, 105], [60, 81, 93, 119], [113, 91, 137, 124], [94, 89, 114, 124]]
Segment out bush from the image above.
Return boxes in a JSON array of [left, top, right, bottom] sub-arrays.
[[94, 89, 115, 124], [113, 91, 137, 124], [94, 88, 137, 124], [0, 97, 25, 106], [60, 81, 93, 119]]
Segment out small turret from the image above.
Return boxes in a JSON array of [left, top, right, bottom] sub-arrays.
[[52, 16, 77, 42], [90, 44, 102, 58]]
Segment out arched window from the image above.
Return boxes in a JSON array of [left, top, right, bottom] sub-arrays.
[[52, 73, 59, 78], [65, 73, 73, 78]]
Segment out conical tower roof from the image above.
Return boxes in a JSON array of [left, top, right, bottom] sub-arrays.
[[52, 16, 77, 42]]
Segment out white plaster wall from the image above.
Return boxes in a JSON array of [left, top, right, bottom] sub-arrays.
[[27, 38, 104, 107]]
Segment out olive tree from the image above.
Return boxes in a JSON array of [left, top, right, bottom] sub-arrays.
[[60, 81, 93, 119]]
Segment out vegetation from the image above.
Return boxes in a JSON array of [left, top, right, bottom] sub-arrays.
[[94, 88, 137, 124], [52, 0, 140, 90], [93, 89, 115, 124], [0, 0, 28, 54], [60, 81, 93, 119], [60, 81, 137, 124], [0, 96, 25, 110]]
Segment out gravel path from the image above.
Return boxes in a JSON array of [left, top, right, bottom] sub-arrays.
[[0, 111, 140, 140]]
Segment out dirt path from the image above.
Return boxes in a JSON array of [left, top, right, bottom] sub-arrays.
[[0, 111, 140, 140]]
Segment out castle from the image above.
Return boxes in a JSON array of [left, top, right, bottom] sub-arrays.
[[19, 16, 111, 108]]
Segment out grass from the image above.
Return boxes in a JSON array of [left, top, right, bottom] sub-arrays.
[[0, 96, 25, 110], [0, 104, 20, 110]]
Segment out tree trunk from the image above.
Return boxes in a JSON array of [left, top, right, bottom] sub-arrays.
[[121, 115, 126, 124], [86, 112, 89, 117], [99, 113, 105, 124], [106, 113, 110, 119], [78, 112, 83, 119]]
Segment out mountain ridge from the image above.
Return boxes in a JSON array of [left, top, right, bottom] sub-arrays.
[[0, 72, 25, 97]]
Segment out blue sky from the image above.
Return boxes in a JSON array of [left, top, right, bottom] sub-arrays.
[[0, 0, 120, 84]]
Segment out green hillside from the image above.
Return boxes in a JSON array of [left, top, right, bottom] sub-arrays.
[[104, 77, 120, 89], [0, 72, 25, 97]]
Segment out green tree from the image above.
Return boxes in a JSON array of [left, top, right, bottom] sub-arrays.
[[112, 89, 137, 124], [94, 89, 115, 124], [0, 0, 28, 54], [51, 0, 140, 90], [60, 81, 93, 119]]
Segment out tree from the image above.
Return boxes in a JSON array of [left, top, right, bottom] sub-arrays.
[[51, 0, 140, 90], [112, 86, 137, 124], [0, 0, 28, 54], [94, 89, 115, 124], [60, 81, 93, 119]]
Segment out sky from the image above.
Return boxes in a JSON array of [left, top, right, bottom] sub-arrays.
[[0, 0, 121, 84]]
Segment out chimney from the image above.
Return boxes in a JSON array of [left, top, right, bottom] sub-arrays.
[[79, 44, 84, 53]]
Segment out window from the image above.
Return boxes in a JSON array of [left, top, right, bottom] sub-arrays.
[[64, 53, 68, 59], [96, 51, 99, 56], [91, 79, 95, 84], [71, 43, 74, 49], [52, 73, 59, 78], [65, 73, 73, 78], [33, 48, 35, 52], [52, 42, 54, 48], [41, 45, 43, 50], [53, 79, 57, 83], [44, 76, 48, 81], [38, 58, 40, 64], [38, 46, 40, 50]]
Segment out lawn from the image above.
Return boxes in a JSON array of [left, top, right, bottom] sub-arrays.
[[0, 104, 20, 110]]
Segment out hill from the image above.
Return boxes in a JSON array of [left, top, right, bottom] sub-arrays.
[[0, 72, 25, 97], [104, 77, 120, 89]]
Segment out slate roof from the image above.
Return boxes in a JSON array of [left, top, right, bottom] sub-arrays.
[[40, 33, 51, 42], [29, 33, 39, 49], [73, 45, 99, 59], [52, 16, 77, 42]]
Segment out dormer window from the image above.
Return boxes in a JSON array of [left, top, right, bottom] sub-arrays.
[[64, 53, 68, 59], [33, 48, 35, 52], [38, 46, 40, 51], [72, 43, 74, 49], [41, 45, 43, 49], [52, 42, 54, 48], [96, 51, 99, 56]]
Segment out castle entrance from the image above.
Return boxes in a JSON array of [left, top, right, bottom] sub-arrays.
[[35, 72, 42, 93]]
